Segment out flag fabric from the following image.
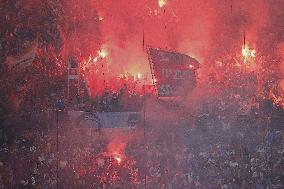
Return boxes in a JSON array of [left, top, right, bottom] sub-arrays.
[[147, 47, 200, 97], [68, 68, 79, 79], [67, 57, 79, 80]]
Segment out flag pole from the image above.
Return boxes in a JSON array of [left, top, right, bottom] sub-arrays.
[[143, 74, 147, 189], [67, 65, 70, 99]]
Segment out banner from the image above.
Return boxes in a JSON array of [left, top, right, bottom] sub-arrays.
[[69, 111, 141, 129], [5, 45, 36, 70], [148, 48, 200, 97]]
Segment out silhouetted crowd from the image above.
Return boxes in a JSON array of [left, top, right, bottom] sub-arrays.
[[1, 86, 284, 189], [89, 89, 143, 112]]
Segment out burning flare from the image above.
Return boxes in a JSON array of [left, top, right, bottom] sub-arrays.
[[98, 49, 108, 58], [137, 73, 142, 79], [242, 44, 256, 63], [114, 155, 122, 163], [81, 47, 108, 70], [158, 0, 167, 8]]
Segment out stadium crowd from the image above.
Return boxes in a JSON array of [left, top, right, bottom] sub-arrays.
[[1, 1, 284, 189], [1, 81, 284, 189]]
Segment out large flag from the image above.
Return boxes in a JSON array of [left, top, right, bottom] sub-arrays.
[[147, 48, 200, 97]]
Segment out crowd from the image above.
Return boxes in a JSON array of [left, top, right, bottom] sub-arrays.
[[1, 50, 284, 189], [1, 82, 284, 189], [1, 49, 284, 189], [81, 72, 147, 113], [1, 0, 284, 188], [88, 88, 143, 112], [181, 95, 284, 188]]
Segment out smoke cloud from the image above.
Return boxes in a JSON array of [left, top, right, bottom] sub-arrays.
[[91, 0, 275, 76]]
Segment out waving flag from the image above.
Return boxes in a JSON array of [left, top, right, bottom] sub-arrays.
[[147, 47, 200, 97]]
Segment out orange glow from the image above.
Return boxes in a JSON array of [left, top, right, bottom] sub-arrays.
[[80, 46, 108, 70], [93, 57, 98, 63], [81, 55, 99, 71], [107, 141, 126, 165], [158, 0, 167, 8], [242, 44, 256, 63], [98, 49, 108, 58], [242, 46, 250, 59], [114, 155, 121, 163], [137, 73, 142, 79], [251, 49, 256, 58]]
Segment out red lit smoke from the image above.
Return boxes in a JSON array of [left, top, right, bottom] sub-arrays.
[[93, 0, 270, 67], [39, 0, 283, 99], [60, 0, 101, 60]]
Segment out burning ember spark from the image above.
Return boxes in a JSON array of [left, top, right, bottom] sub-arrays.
[[93, 57, 98, 63], [114, 155, 122, 163], [81, 47, 108, 70], [158, 0, 167, 8], [98, 49, 108, 58], [81, 55, 99, 70], [137, 73, 142, 79], [242, 45, 256, 63], [251, 49, 256, 58]]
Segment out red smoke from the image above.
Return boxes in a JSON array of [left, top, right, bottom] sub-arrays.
[[93, 0, 270, 65], [60, 0, 101, 60], [60, 0, 284, 99]]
